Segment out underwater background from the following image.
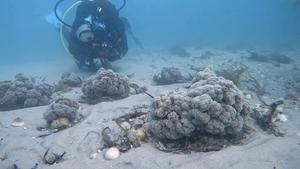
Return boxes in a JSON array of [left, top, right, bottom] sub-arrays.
[[0, 0, 300, 79], [1, 1, 300, 168]]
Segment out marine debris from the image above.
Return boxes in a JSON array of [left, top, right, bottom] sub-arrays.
[[102, 106, 150, 153], [43, 98, 80, 130], [101, 127, 141, 152], [169, 46, 191, 58], [252, 100, 285, 137], [150, 69, 251, 152], [215, 61, 266, 96], [81, 68, 130, 104], [55, 73, 82, 92], [0, 74, 54, 111], [153, 67, 188, 85], [216, 62, 248, 86], [129, 83, 147, 95], [248, 51, 293, 64]]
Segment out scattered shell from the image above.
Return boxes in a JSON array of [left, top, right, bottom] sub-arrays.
[[245, 94, 252, 99], [50, 117, 70, 129], [104, 147, 120, 160], [277, 114, 288, 122], [257, 106, 269, 113], [11, 117, 25, 127], [120, 121, 131, 130], [89, 153, 98, 160]]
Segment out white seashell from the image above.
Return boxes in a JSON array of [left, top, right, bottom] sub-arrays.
[[11, 117, 25, 127], [89, 153, 98, 160], [120, 121, 131, 130], [277, 114, 288, 122], [104, 147, 120, 160], [245, 94, 251, 99]]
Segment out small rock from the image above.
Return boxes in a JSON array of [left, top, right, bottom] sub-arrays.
[[44, 151, 57, 164], [11, 117, 25, 127], [134, 128, 146, 141], [104, 147, 120, 160]]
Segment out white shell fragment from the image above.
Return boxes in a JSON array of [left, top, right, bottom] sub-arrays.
[[89, 153, 98, 160], [245, 94, 252, 99], [277, 114, 288, 122], [120, 121, 131, 130], [11, 117, 25, 127], [104, 147, 120, 160]]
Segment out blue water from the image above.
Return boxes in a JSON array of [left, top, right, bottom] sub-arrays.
[[0, 0, 299, 69]]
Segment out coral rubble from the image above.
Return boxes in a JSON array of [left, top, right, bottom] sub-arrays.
[[81, 69, 130, 103], [55, 73, 82, 92], [150, 69, 250, 152], [0, 74, 54, 111]]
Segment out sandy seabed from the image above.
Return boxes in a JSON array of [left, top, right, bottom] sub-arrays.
[[0, 48, 300, 169]]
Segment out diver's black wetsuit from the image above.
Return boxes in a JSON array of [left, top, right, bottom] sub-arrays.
[[68, 0, 128, 69]]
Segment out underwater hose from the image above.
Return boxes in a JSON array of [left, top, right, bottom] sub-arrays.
[[55, 0, 127, 28], [60, 0, 82, 56], [55, 0, 127, 56]]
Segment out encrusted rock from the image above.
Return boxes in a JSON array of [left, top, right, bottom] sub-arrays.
[[60, 73, 82, 87], [150, 69, 250, 151], [55, 73, 82, 92], [0, 74, 54, 110], [43, 98, 79, 129], [82, 69, 130, 103]]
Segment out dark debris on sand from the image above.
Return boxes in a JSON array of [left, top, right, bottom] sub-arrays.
[[247, 51, 293, 64], [169, 46, 191, 58]]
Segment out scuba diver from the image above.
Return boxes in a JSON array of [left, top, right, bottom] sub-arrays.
[[55, 0, 128, 70]]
